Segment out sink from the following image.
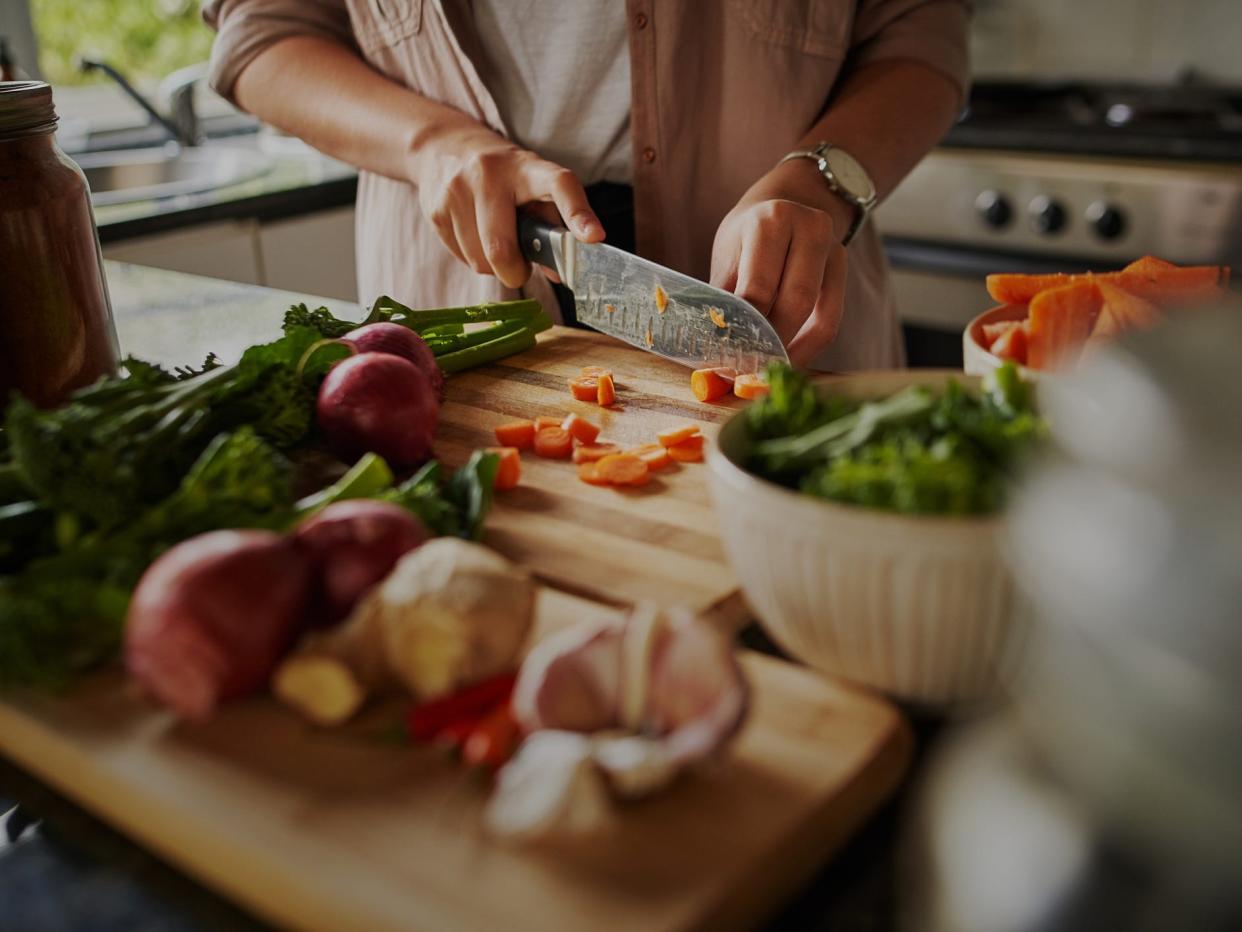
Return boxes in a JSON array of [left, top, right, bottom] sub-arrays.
[[73, 146, 275, 206]]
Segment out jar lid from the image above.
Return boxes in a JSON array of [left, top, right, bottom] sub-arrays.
[[0, 81, 58, 141]]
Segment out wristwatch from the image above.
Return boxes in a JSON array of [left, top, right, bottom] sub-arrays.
[[779, 142, 877, 246]]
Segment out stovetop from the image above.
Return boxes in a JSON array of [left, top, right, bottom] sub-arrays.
[[946, 80, 1242, 162]]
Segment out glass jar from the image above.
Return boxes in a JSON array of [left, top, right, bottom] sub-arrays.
[[0, 81, 118, 408]]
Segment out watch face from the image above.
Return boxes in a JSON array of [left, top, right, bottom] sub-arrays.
[[825, 148, 875, 201]]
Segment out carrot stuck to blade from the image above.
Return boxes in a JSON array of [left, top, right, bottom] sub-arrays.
[[533, 427, 574, 459], [596, 372, 617, 407], [572, 442, 620, 464], [485, 447, 522, 491], [690, 367, 736, 403], [493, 420, 535, 450], [561, 413, 600, 445]]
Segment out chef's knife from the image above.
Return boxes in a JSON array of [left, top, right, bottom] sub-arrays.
[[518, 215, 789, 372]]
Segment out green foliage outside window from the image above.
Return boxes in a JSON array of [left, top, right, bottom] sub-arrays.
[[31, 0, 213, 86]]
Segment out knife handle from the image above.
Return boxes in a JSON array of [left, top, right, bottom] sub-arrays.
[[518, 214, 562, 273]]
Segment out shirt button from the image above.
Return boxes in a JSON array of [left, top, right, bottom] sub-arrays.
[[634, 12, 649, 28], [642, 147, 656, 164]]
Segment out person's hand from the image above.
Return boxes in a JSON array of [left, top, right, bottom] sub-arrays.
[[410, 121, 604, 288], [710, 159, 853, 367]]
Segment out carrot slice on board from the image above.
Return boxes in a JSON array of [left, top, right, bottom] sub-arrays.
[[577, 461, 611, 486], [533, 427, 574, 459], [572, 442, 621, 464], [485, 447, 522, 491], [561, 413, 601, 445], [626, 443, 672, 471], [1026, 281, 1103, 370], [657, 424, 701, 448], [734, 374, 770, 400], [596, 453, 650, 486], [580, 366, 613, 379], [666, 435, 705, 463], [493, 420, 536, 450], [597, 372, 617, 407], [535, 415, 563, 431], [568, 377, 598, 402], [1096, 282, 1163, 330], [690, 367, 736, 403], [989, 325, 1028, 366]]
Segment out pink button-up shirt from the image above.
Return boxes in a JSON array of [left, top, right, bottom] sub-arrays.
[[204, 0, 969, 370]]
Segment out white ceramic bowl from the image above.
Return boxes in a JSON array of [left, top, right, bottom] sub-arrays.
[[963, 304, 1033, 378], [708, 370, 1028, 707]]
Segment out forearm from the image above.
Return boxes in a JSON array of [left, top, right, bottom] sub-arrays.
[[783, 59, 963, 235], [232, 35, 482, 183]]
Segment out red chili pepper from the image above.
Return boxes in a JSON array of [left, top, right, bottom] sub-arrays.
[[461, 702, 523, 771], [405, 671, 517, 743]]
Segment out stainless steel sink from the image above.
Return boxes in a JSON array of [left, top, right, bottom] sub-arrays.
[[74, 146, 275, 206]]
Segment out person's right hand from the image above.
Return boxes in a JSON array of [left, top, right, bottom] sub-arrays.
[[410, 122, 604, 289]]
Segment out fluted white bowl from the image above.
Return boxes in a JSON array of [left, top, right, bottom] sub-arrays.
[[708, 371, 1028, 707]]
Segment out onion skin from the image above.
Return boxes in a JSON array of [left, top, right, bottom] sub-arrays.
[[344, 323, 444, 401], [316, 352, 439, 467], [293, 499, 429, 627], [124, 530, 312, 721]]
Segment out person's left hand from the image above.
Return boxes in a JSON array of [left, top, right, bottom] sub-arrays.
[[711, 160, 853, 367]]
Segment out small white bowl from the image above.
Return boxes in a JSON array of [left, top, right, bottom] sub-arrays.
[[963, 304, 1032, 378], [708, 371, 1029, 707]]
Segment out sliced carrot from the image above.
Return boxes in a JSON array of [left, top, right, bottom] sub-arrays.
[[535, 415, 563, 431], [569, 377, 598, 402], [989, 325, 1028, 366], [596, 453, 650, 486], [533, 427, 573, 459], [733, 373, 770, 400], [1026, 282, 1103, 370], [981, 320, 1021, 344], [561, 412, 601, 445], [987, 260, 1230, 307], [654, 285, 669, 314], [485, 447, 522, 491], [597, 372, 617, 407], [626, 443, 672, 471], [493, 419, 536, 450], [666, 434, 705, 463], [1096, 281, 1164, 329], [577, 461, 611, 486], [572, 442, 621, 464], [690, 367, 736, 403], [580, 366, 612, 379], [986, 272, 1074, 305], [657, 424, 701, 448], [708, 306, 728, 329]]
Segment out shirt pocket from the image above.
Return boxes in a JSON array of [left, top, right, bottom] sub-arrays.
[[728, 0, 851, 58], [345, 0, 423, 56]]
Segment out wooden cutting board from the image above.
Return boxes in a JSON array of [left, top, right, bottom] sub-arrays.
[[0, 588, 911, 932], [436, 326, 747, 614]]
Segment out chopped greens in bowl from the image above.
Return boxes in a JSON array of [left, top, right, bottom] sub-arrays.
[[741, 363, 1046, 517]]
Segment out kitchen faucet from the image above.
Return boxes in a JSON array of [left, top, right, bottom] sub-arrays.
[[76, 57, 203, 147]]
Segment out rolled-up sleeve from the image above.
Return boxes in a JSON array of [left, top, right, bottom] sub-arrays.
[[202, 0, 356, 104], [849, 0, 971, 104]]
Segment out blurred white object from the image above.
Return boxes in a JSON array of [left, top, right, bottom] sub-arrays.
[[709, 371, 1029, 707]]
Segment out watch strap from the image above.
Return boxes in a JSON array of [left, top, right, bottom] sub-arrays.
[[779, 143, 875, 246]]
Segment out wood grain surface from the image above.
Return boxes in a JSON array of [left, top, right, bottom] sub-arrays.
[[437, 326, 748, 614], [0, 588, 910, 932]]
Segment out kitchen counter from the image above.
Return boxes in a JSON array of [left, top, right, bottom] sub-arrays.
[[0, 263, 942, 932], [88, 135, 357, 245]]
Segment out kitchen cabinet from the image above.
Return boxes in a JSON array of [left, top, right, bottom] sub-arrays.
[[258, 206, 356, 302]]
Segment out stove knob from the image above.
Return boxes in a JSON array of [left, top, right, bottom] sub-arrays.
[[1029, 196, 1067, 235], [1087, 201, 1127, 241], [975, 190, 1013, 229]]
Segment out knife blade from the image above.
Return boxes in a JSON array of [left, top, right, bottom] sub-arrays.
[[518, 215, 789, 372]]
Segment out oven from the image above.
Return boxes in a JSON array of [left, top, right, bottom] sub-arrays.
[[880, 80, 1242, 367]]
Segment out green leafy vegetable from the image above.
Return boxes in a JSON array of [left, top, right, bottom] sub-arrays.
[[745, 363, 1046, 516]]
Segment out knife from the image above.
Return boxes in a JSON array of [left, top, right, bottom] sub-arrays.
[[518, 215, 789, 372]]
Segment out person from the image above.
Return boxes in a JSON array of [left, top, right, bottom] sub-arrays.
[[203, 1, 968, 369]]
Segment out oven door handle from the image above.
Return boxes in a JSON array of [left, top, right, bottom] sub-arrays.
[[883, 237, 1124, 277]]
